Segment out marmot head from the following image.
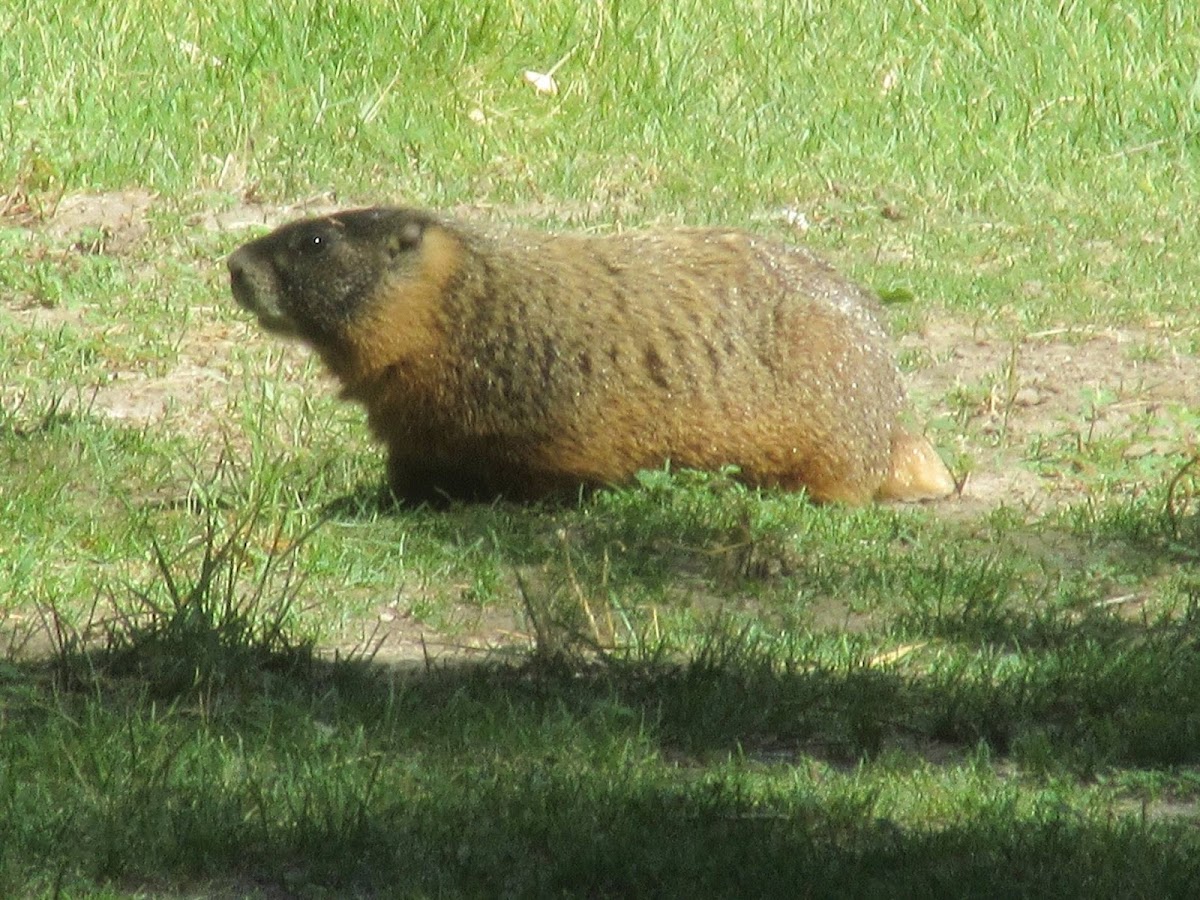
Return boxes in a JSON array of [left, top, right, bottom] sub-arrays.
[[227, 207, 436, 351]]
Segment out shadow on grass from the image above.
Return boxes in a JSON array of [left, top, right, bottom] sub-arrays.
[[5, 605, 1200, 896], [6, 470, 1200, 894], [306, 474, 1200, 775], [6, 703, 1194, 898]]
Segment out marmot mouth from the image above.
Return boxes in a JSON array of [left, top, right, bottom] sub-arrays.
[[247, 308, 301, 337], [229, 280, 293, 333], [228, 254, 300, 336]]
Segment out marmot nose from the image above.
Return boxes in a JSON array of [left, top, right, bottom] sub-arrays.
[[228, 248, 261, 299], [227, 249, 255, 305], [227, 248, 248, 283]]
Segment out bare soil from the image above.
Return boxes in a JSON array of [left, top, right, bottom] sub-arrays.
[[901, 317, 1200, 517]]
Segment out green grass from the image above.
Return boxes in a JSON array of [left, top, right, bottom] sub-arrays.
[[4, 0, 1200, 896]]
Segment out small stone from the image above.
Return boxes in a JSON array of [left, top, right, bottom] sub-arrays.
[[1013, 387, 1041, 407]]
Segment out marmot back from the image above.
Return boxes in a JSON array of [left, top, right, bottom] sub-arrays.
[[227, 207, 954, 505]]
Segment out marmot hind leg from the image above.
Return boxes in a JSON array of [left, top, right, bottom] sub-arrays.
[[385, 452, 496, 507]]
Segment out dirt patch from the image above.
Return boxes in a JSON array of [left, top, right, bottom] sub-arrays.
[[3, 187, 156, 255], [92, 360, 232, 427], [87, 318, 260, 443], [187, 191, 344, 235], [903, 318, 1200, 518], [329, 601, 532, 669], [0, 188, 322, 446]]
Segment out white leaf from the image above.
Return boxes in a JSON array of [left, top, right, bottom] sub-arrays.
[[524, 69, 559, 95]]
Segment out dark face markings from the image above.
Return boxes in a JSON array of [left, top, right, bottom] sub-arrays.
[[232, 208, 434, 348]]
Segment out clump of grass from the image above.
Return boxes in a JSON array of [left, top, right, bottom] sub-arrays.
[[47, 497, 320, 700]]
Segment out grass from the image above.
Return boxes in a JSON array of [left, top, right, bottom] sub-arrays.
[[3, 0, 1200, 896]]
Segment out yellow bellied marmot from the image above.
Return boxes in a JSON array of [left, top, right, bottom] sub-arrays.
[[227, 207, 954, 505]]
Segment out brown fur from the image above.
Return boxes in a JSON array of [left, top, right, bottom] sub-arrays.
[[227, 207, 954, 505]]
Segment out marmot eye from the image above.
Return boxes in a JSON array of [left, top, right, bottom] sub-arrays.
[[294, 227, 337, 257]]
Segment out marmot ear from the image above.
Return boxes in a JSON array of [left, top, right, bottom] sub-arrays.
[[388, 220, 425, 257]]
